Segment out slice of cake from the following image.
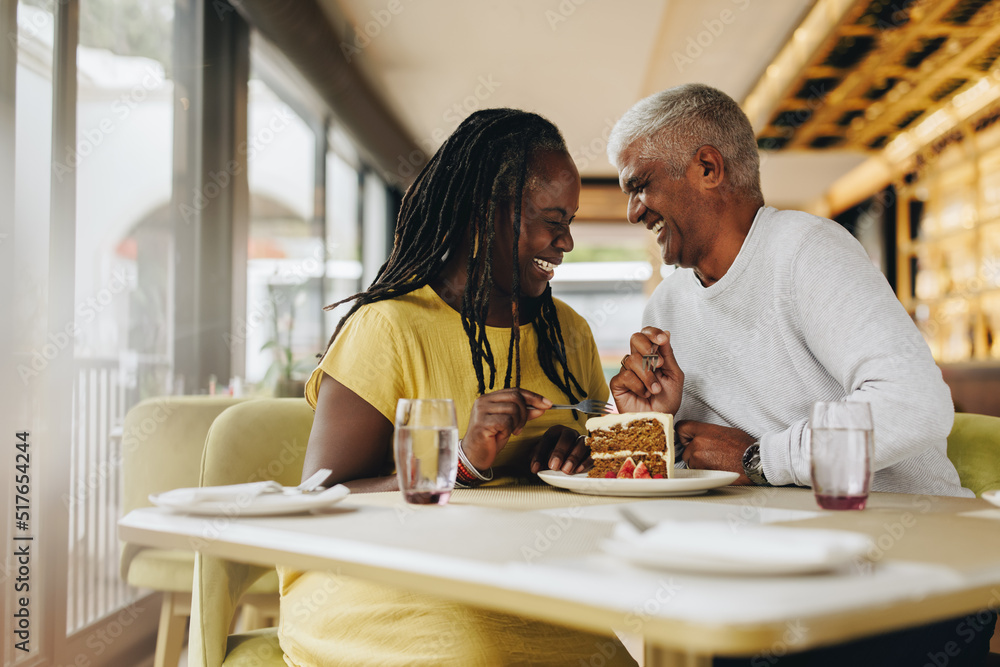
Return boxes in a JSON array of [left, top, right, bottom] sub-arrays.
[[585, 412, 674, 479]]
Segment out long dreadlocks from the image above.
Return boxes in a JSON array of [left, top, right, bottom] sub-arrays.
[[324, 109, 586, 404]]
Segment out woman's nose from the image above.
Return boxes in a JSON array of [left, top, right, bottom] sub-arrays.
[[553, 228, 574, 253]]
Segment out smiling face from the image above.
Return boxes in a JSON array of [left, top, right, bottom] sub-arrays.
[[492, 149, 580, 299], [617, 141, 711, 269]]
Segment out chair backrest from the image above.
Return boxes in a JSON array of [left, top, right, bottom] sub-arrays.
[[947, 412, 1000, 497], [120, 395, 250, 579], [188, 398, 315, 667]]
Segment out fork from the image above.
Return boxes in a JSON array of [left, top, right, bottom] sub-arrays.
[[282, 468, 332, 495], [641, 348, 660, 372], [619, 506, 655, 533], [548, 399, 614, 415]]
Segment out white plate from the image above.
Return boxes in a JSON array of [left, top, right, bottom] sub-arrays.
[[149, 485, 351, 516], [600, 524, 874, 576], [983, 489, 1000, 508], [600, 538, 869, 576], [537, 469, 739, 497]]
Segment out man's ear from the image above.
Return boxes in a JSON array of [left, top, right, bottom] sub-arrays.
[[693, 145, 724, 190]]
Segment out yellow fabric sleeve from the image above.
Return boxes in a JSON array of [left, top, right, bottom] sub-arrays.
[[304, 285, 609, 476]]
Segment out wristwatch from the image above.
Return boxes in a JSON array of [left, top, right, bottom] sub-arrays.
[[742, 441, 769, 486]]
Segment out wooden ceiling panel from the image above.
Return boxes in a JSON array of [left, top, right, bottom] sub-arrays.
[[756, 0, 1000, 153]]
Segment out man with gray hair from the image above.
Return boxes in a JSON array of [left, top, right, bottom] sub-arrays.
[[608, 83, 968, 496], [606, 83, 991, 665]]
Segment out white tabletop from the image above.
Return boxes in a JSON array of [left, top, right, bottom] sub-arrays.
[[119, 485, 1000, 663]]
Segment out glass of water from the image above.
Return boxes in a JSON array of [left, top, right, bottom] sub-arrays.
[[809, 401, 874, 510], [393, 398, 459, 505]]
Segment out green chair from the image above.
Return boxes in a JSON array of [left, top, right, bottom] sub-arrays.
[[119, 395, 279, 667], [187, 398, 316, 667], [947, 413, 1000, 497]]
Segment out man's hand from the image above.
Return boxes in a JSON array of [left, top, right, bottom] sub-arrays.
[[529, 425, 590, 475], [610, 327, 684, 415], [676, 420, 755, 484], [463, 388, 551, 470]]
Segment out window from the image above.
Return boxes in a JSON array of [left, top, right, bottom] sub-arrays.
[[2, 5, 398, 663], [245, 33, 333, 394], [324, 131, 364, 339], [69, 0, 176, 633], [550, 222, 665, 380]]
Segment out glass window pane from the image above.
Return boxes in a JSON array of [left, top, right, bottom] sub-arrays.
[[70, 0, 174, 632], [324, 148, 363, 338], [11, 1, 55, 656], [549, 223, 656, 381], [246, 51, 321, 394], [14, 1, 53, 359]]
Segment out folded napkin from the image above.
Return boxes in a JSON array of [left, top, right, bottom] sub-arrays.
[[152, 481, 284, 506], [614, 521, 874, 567]]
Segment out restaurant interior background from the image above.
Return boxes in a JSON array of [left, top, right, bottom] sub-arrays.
[[3, 0, 1000, 664]]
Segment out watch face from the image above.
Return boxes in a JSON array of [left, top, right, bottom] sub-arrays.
[[743, 443, 766, 485]]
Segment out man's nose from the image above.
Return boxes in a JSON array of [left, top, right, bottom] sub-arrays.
[[626, 194, 645, 225]]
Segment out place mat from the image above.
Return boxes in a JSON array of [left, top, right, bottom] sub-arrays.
[[340, 483, 642, 512]]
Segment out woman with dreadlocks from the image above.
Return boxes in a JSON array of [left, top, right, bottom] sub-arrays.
[[277, 109, 636, 666]]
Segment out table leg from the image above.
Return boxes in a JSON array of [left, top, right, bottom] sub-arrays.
[[644, 643, 712, 667]]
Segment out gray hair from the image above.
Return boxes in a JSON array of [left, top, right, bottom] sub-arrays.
[[607, 83, 762, 201]]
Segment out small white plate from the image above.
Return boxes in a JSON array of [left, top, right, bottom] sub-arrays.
[[983, 489, 1000, 508], [149, 485, 351, 516], [537, 469, 739, 497]]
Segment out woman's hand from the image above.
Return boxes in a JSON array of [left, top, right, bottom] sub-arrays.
[[609, 327, 684, 415], [529, 424, 590, 475], [462, 388, 552, 470]]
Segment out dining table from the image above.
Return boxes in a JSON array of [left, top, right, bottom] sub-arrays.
[[118, 481, 1000, 666]]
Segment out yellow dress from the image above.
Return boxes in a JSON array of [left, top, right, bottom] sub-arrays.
[[279, 285, 635, 667]]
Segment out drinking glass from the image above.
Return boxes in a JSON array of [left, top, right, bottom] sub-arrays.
[[393, 399, 459, 505], [809, 401, 874, 510]]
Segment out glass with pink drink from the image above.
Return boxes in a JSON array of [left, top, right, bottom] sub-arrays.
[[810, 401, 874, 510]]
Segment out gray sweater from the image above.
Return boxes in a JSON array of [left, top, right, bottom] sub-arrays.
[[643, 206, 971, 497]]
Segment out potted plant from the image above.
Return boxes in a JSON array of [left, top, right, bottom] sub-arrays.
[[261, 285, 313, 398]]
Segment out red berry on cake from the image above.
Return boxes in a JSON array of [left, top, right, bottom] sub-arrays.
[[616, 457, 636, 479]]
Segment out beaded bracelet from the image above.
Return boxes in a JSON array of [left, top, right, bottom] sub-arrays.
[[456, 440, 493, 486]]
